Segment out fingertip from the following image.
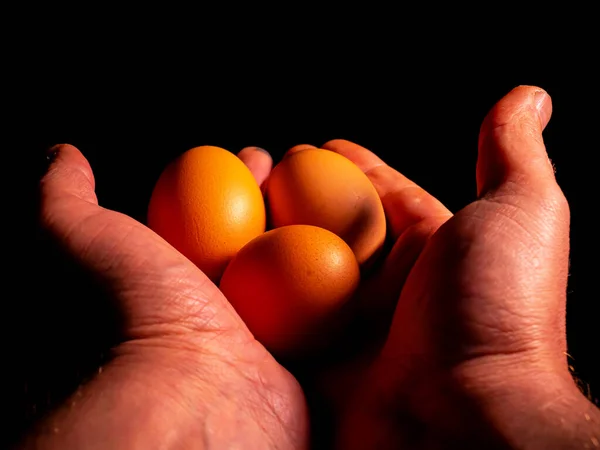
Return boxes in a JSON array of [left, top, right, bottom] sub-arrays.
[[45, 143, 79, 165], [477, 85, 557, 198], [479, 85, 551, 144], [39, 143, 99, 234], [42, 143, 96, 197], [285, 144, 316, 157], [237, 146, 272, 187], [239, 145, 271, 157], [47, 143, 78, 154], [322, 138, 352, 149], [321, 139, 385, 173], [489, 85, 552, 130], [45, 143, 62, 163]]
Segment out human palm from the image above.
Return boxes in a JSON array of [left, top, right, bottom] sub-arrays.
[[31, 142, 308, 449], [28, 86, 598, 450]]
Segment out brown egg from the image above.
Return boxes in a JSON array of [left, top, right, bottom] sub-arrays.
[[219, 225, 360, 355], [147, 146, 266, 282], [266, 148, 386, 267]]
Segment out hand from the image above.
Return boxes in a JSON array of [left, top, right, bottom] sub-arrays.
[[29, 145, 308, 449], [325, 86, 599, 448]]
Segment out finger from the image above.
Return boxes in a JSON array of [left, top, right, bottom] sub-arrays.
[[39, 143, 186, 288], [41, 143, 98, 205], [360, 215, 449, 324], [285, 144, 317, 157], [237, 146, 272, 187], [307, 140, 451, 359], [477, 85, 558, 199], [40, 144, 110, 248], [321, 139, 451, 241], [315, 220, 449, 417]]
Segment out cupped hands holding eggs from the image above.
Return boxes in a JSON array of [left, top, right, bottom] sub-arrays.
[[38, 88, 593, 450], [148, 144, 387, 356]]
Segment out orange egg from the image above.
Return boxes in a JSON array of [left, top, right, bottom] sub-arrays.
[[219, 225, 360, 355], [147, 145, 265, 281], [266, 148, 386, 267]]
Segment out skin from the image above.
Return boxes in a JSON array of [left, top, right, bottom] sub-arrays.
[[26, 86, 599, 449]]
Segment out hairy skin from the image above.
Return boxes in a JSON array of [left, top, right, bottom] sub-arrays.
[[26, 87, 599, 449]]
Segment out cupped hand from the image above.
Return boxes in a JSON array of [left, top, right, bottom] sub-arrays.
[[325, 86, 599, 449], [30, 145, 308, 449]]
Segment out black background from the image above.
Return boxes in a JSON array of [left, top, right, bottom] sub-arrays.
[[9, 36, 598, 447]]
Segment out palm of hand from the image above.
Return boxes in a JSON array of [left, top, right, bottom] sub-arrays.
[[336, 182, 570, 449], [37, 147, 308, 448], [31, 86, 590, 450]]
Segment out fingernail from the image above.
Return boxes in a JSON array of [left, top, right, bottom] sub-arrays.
[[534, 90, 550, 126], [46, 145, 60, 165]]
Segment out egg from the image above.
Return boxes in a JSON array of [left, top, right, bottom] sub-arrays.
[[266, 148, 386, 267], [147, 145, 266, 281], [219, 225, 360, 355]]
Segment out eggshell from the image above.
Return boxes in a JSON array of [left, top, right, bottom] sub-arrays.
[[219, 224, 360, 355], [147, 145, 266, 281], [266, 148, 386, 267]]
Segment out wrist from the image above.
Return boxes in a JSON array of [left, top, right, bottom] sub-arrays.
[[19, 342, 306, 450], [456, 356, 600, 450], [504, 380, 599, 449], [20, 352, 223, 449]]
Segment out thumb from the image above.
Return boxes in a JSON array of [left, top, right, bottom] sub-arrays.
[[39, 144, 247, 343], [474, 86, 571, 358], [41, 144, 99, 207], [476, 84, 570, 284], [477, 85, 564, 205]]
